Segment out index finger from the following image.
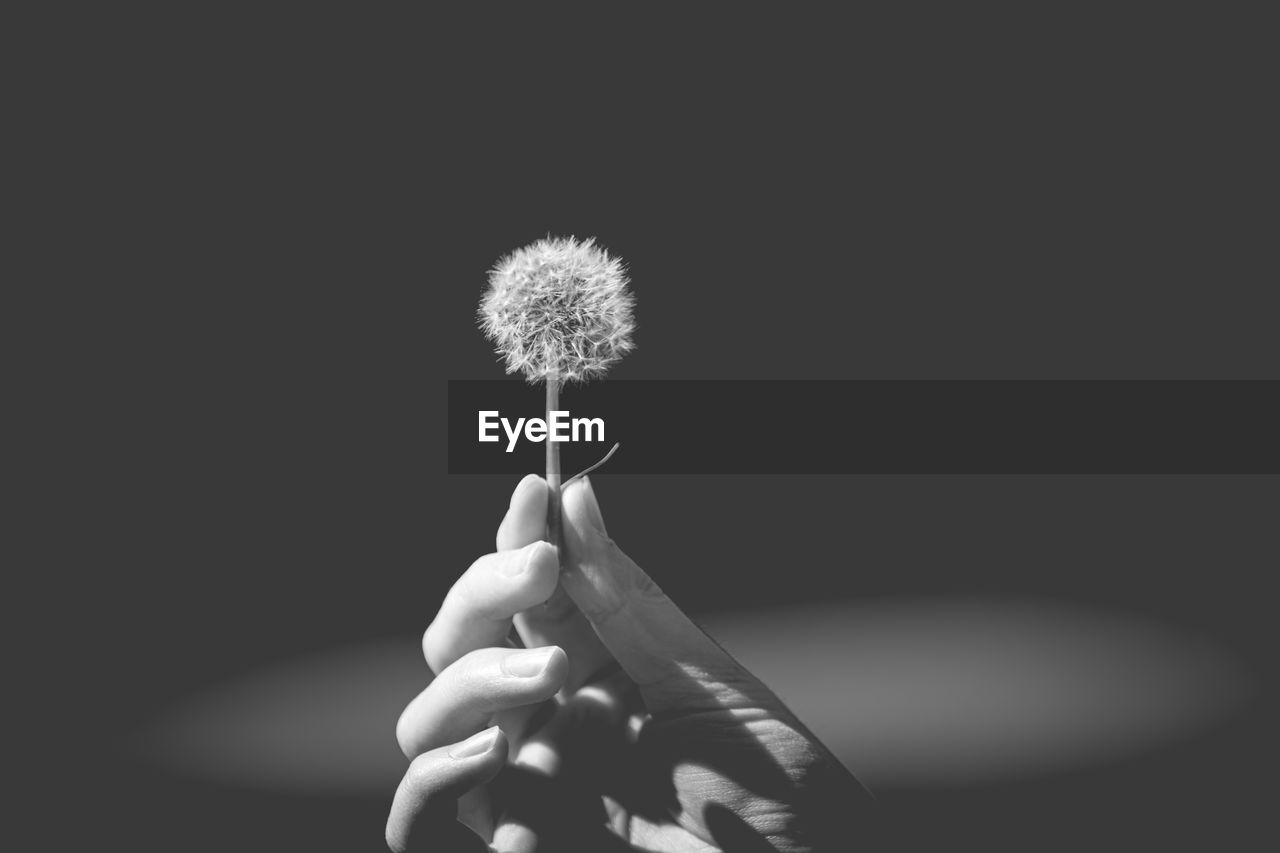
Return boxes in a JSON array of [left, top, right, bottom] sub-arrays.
[[497, 474, 549, 551], [499, 475, 620, 690]]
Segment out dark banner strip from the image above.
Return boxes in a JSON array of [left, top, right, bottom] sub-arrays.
[[447, 381, 1280, 475]]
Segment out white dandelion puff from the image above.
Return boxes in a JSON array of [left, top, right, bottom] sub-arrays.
[[479, 236, 635, 382]]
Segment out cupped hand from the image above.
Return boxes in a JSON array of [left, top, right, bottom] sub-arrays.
[[387, 475, 873, 852]]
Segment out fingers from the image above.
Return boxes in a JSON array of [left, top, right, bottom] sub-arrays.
[[386, 726, 507, 853], [423, 541, 560, 674], [496, 473, 549, 551], [512, 669, 634, 778], [397, 646, 568, 759], [560, 477, 751, 710], [492, 475, 619, 692]]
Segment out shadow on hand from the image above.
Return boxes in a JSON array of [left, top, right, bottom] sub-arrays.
[[703, 802, 786, 853], [493, 764, 636, 851], [603, 655, 876, 850]]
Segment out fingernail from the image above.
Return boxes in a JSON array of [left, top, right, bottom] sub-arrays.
[[449, 726, 499, 760], [503, 647, 556, 678]]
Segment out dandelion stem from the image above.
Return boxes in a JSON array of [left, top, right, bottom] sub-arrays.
[[544, 379, 563, 563]]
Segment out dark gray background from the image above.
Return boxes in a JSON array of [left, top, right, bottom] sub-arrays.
[[38, 11, 1278, 851]]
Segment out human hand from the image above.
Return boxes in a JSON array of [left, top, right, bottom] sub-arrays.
[[387, 475, 873, 852]]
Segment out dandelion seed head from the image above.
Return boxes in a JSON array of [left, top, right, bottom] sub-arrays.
[[479, 236, 635, 382]]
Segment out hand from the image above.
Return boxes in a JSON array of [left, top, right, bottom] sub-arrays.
[[387, 475, 873, 852]]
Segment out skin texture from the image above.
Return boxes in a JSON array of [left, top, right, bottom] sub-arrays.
[[388, 475, 874, 852]]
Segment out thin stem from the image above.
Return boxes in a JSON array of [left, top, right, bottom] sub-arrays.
[[544, 379, 563, 562], [563, 442, 620, 489]]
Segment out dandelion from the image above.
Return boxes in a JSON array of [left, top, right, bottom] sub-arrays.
[[479, 236, 635, 383], [479, 236, 635, 555]]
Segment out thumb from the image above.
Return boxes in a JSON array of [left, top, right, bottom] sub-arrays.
[[559, 477, 747, 711]]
